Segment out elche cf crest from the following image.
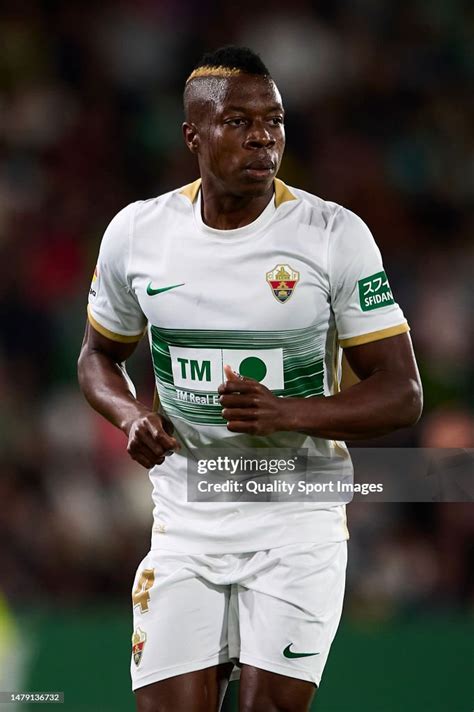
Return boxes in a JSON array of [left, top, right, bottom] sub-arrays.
[[132, 627, 147, 667], [266, 264, 300, 303]]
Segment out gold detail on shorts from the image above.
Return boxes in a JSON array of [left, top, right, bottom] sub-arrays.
[[132, 568, 155, 613]]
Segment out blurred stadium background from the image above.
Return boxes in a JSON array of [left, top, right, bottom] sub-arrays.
[[0, 1, 472, 710]]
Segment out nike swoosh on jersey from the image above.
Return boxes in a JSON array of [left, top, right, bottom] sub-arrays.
[[146, 282, 185, 296], [283, 644, 319, 659]]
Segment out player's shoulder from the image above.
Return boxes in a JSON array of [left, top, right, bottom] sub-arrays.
[[133, 180, 199, 220], [99, 183, 195, 255], [287, 183, 372, 242], [282, 182, 342, 231]]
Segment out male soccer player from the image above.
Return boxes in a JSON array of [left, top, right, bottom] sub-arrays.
[[78, 47, 422, 712]]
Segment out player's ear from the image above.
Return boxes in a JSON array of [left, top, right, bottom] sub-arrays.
[[182, 122, 200, 154]]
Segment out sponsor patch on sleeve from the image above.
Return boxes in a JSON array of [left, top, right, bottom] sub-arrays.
[[358, 270, 394, 311]]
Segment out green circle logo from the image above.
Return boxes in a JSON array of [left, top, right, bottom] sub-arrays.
[[239, 356, 267, 382]]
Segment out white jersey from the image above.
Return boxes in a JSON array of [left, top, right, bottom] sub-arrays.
[[88, 178, 409, 553]]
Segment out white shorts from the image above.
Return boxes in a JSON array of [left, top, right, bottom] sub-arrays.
[[130, 541, 347, 691]]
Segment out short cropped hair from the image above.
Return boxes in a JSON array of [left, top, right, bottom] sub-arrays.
[[186, 46, 270, 83]]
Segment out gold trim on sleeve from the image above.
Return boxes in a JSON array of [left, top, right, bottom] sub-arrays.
[[87, 306, 145, 343], [339, 322, 410, 348], [179, 179, 202, 203]]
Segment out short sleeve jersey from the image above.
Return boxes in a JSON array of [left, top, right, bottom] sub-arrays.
[[88, 179, 409, 553]]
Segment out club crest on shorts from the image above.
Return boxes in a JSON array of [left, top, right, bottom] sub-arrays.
[[266, 264, 300, 303], [132, 627, 147, 667]]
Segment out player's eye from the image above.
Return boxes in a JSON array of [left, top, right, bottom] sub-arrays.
[[270, 117, 284, 126], [225, 118, 247, 127]]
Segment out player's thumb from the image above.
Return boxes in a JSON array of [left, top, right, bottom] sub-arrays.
[[156, 420, 180, 451], [224, 364, 242, 381], [163, 430, 180, 449]]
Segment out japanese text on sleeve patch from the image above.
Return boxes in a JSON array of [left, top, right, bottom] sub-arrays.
[[358, 271, 394, 311]]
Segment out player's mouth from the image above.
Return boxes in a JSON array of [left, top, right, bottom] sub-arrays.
[[243, 158, 275, 180]]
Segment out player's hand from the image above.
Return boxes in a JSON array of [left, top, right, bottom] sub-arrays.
[[125, 412, 180, 468], [218, 364, 287, 436]]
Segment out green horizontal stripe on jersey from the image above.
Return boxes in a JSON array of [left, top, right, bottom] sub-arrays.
[[150, 325, 325, 425], [150, 325, 324, 347], [283, 363, 325, 384]]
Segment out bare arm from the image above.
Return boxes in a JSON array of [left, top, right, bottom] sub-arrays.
[[286, 332, 423, 439], [219, 333, 423, 440], [77, 321, 179, 468]]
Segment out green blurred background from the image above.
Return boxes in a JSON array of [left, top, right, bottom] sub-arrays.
[[12, 608, 474, 711], [0, 0, 472, 710]]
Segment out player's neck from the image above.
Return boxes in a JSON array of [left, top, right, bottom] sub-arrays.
[[199, 180, 274, 230]]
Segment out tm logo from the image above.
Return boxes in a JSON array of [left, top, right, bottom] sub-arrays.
[[177, 358, 211, 382], [167, 346, 284, 393]]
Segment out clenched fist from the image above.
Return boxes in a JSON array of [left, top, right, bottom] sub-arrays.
[[125, 412, 180, 468], [218, 364, 291, 436]]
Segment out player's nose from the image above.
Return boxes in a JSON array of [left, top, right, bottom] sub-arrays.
[[244, 125, 275, 149]]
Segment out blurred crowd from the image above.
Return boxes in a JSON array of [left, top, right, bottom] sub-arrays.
[[0, 1, 472, 611]]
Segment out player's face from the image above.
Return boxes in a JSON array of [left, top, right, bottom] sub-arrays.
[[199, 75, 285, 196]]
